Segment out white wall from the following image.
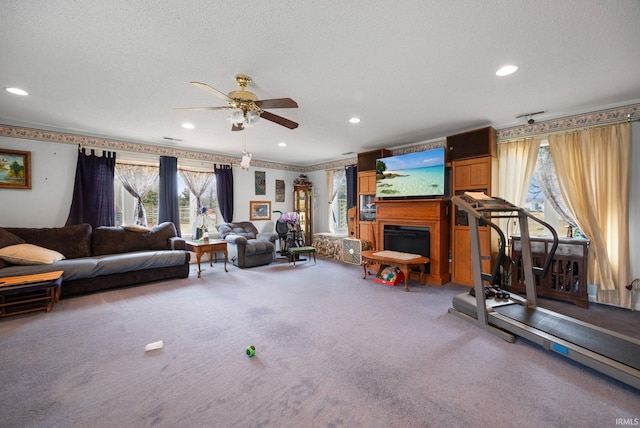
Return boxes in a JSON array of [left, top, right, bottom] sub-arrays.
[[0, 136, 77, 227], [231, 165, 300, 234], [306, 169, 329, 234]]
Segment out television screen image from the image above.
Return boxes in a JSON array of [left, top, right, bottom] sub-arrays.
[[375, 147, 445, 198]]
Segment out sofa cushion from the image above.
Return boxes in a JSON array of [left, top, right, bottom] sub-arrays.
[[216, 222, 258, 239], [92, 226, 149, 256], [0, 228, 25, 249], [0, 250, 187, 281], [148, 222, 178, 250], [0, 243, 65, 265], [3, 224, 92, 259], [0, 229, 26, 268], [92, 222, 177, 256], [122, 224, 151, 233]]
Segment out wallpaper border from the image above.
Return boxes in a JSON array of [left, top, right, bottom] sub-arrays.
[[2, 102, 638, 172]]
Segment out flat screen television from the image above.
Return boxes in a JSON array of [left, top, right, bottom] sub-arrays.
[[375, 147, 446, 198]]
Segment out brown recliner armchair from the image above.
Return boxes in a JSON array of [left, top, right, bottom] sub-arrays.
[[215, 222, 277, 268]]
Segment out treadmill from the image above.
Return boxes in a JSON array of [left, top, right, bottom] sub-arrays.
[[448, 193, 640, 390]]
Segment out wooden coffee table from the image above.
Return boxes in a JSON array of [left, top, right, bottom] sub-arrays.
[[186, 240, 228, 278], [361, 250, 430, 292]]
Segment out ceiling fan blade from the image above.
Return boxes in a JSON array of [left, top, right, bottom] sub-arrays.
[[173, 106, 229, 111], [260, 111, 299, 129], [254, 98, 298, 109], [190, 81, 233, 102], [232, 123, 244, 131]]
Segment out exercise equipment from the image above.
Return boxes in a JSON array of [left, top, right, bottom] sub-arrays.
[[273, 211, 306, 258], [448, 193, 640, 389]]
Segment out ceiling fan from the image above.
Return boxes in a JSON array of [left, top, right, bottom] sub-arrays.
[[175, 74, 299, 131]]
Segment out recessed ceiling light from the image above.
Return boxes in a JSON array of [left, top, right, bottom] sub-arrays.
[[182, 122, 195, 129], [278, 142, 287, 147], [5, 87, 29, 96], [349, 117, 361, 124], [496, 65, 518, 76]]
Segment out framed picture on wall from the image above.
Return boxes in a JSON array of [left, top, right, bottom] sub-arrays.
[[249, 200, 271, 221], [275, 179, 285, 202], [0, 149, 32, 189], [255, 171, 266, 195]]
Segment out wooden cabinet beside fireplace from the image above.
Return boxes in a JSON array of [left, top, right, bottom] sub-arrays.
[[357, 171, 377, 246], [451, 155, 498, 286]]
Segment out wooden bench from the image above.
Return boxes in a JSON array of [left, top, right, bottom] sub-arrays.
[[288, 246, 316, 267], [0, 271, 64, 318]]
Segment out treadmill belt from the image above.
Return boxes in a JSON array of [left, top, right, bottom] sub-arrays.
[[494, 304, 640, 370]]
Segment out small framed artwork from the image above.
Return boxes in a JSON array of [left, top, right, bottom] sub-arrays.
[[250, 200, 271, 221], [255, 171, 266, 195], [275, 179, 285, 202], [0, 149, 32, 189]]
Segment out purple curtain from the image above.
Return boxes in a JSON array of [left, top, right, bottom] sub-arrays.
[[158, 156, 181, 236], [345, 164, 357, 210], [214, 164, 233, 222], [66, 148, 116, 228]]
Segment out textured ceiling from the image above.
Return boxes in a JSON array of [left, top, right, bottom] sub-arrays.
[[1, 0, 639, 166]]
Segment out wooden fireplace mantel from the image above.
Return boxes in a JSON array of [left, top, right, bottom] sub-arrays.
[[376, 199, 450, 285]]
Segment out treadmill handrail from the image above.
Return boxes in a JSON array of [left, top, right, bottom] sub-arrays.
[[521, 210, 558, 277], [452, 195, 559, 278]]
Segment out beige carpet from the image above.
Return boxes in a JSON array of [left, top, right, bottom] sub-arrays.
[[1, 257, 638, 427]]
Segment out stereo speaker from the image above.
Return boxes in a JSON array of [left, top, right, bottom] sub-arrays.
[[446, 126, 496, 162]]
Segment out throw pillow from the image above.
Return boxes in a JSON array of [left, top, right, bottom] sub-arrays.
[[0, 243, 65, 265], [122, 224, 150, 233], [0, 228, 25, 249]]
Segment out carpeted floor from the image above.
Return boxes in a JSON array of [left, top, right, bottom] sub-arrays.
[[1, 256, 638, 427]]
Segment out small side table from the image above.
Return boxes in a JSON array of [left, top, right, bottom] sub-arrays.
[[186, 240, 228, 278], [0, 270, 64, 318]]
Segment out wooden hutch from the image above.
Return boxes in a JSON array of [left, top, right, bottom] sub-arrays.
[[448, 127, 498, 286]]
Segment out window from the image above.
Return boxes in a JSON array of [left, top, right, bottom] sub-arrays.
[[329, 173, 348, 233], [523, 144, 578, 238], [114, 162, 218, 237]]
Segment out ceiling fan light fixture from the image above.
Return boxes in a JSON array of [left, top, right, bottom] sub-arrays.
[[245, 111, 260, 127], [228, 108, 245, 125]]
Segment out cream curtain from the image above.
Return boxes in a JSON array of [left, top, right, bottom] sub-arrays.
[[548, 123, 631, 307], [497, 137, 541, 236]]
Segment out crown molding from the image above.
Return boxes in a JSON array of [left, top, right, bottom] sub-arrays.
[[3, 102, 638, 172], [497, 103, 639, 140], [0, 124, 304, 172]]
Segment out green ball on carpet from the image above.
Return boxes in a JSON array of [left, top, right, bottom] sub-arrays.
[[246, 345, 256, 357]]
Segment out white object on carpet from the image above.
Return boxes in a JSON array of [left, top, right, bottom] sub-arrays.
[[144, 340, 164, 351]]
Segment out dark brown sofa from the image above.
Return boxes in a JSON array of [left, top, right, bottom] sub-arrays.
[[0, 222, 190, 297]]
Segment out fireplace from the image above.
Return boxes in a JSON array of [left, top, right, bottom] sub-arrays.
[[384, 226, 430, 258], [375, 199, 450, 285], [384, 226, 430, 273]]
